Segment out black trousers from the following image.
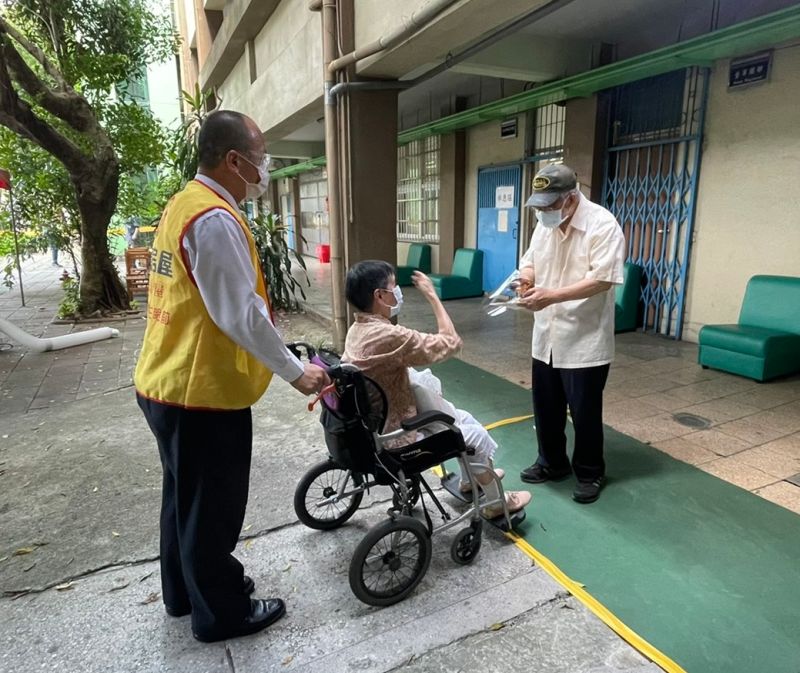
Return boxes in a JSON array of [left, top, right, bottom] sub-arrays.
[[532, 358, 610, 482], [137, 394, 252, 637]]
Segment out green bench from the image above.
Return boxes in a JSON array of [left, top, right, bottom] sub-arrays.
[[615, 262, 642, 333], [395, 243, 432, 286], [429, 248, 484, 300], [698, 275, 800, 381]]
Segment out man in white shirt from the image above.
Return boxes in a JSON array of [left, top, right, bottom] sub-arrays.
[[516, 164, 625, 503]]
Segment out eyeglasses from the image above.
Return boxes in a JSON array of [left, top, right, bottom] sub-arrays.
[[237, 152, 271, 173]]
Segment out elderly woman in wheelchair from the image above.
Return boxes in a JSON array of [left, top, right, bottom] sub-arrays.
[[291, 260, 530, 607], [341, 260, 530, 518]]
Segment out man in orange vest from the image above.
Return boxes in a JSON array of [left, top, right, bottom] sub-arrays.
[[134, 110, 329, 643]]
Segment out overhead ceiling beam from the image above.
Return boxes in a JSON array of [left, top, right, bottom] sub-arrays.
[[271, 4, 800, 176]]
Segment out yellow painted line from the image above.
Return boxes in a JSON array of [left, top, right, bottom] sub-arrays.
[[506, 533, 686, 673], [480, 410, 684, 670], [484, 414, 534, 431]]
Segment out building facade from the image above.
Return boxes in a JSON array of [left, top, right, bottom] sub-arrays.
[[174, 0, 800, 342]]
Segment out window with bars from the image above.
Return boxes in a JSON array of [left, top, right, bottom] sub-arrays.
[[397, 136, 440, 243], [533, 103, 566, 160]]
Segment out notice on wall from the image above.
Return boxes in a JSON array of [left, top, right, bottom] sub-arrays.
[[497, 209, 509, 233], [495, 186, 514, 209]]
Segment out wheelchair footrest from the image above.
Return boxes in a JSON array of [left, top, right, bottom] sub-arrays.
[[440, 470, 479, 503], [484, 508, 526, 532], [440, 471, 527, 531]]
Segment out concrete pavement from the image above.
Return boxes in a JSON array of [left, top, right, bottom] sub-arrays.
[[0, 254, 659, 672]]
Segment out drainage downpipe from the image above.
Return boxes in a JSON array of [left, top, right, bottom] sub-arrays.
[[321, 0, 348, 351], [0, 317, 119, 353], [328, 0, 460, 73]]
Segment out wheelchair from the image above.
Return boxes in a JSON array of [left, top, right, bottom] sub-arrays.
[[288, 342, 521, 607]]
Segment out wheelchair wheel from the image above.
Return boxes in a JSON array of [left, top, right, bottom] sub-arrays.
[[391, 477, 421, 513], [349, 516, 432, 607], [294, 459, 364, 530], [450, 521, 482, 565]]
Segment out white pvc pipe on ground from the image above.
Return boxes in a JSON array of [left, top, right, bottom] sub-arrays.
[[0, 317, 119, 353]]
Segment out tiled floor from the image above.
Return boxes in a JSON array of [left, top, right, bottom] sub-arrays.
[[296, 256, 800, 514]]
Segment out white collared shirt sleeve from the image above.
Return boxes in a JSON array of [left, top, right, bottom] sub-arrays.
[[181, 209, 304, 382], [520, 237, 535, 271], [585, 215, 626, 284]]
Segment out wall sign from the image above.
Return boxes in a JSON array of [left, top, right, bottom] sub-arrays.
[[495, 186, 514, 209], [729, 51, 772, 89]]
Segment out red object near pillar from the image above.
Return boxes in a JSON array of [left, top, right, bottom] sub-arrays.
[[316, 244, 331, 263]]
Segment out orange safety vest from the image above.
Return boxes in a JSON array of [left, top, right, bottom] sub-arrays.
[[134, 180, 273, 409]]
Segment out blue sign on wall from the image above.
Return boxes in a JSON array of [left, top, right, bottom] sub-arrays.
[[729, 51, 772, 89]]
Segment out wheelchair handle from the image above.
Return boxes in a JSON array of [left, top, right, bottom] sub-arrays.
[[307, 382, 338, 412]]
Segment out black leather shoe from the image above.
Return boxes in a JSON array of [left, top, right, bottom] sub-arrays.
[[165, 576, 256, 617], [193, 598, 286, 643], [520, 463, 572, 484], [573, 477, 606, 504]]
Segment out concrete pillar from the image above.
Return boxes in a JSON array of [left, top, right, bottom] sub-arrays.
[[343, 89, 399, 267], [438, 131, 466, 274], [563, 95, 607, 202], [192, 0, 214, 67]]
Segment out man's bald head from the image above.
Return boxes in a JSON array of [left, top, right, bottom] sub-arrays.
[[198, 110, 264, 169]]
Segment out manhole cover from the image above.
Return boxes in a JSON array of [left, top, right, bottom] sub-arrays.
[[671, 412, 711, 429], [785, 473, 800, 488]]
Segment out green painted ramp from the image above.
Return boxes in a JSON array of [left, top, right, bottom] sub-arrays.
[[432, 359, 800, 673]]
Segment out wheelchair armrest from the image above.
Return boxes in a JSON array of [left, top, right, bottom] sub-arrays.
[[400, 410, 455, 432]]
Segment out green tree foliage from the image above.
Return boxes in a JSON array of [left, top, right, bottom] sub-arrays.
[[251, 212, 308, 312], [0, 0, 177, 315]]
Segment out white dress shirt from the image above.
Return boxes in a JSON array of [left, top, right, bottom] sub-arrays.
[[519, 192, 625, 368], [181, 174, 304, 382]]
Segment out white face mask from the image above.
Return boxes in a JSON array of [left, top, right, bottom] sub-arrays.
[[236, 153, 271, 201], [380, 285, 403, 318], [536, 208, 566, 229], [536, 192, 576, 229]]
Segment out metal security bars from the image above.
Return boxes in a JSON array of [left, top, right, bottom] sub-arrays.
[[534, 103, 566, 159], [397, 136, 440, 242], [602, 67, 709, 339]]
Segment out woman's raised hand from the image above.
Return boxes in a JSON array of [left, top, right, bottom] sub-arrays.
[[412, 271, 437, 300]]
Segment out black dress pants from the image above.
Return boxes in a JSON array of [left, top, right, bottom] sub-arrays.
[[532, 357, 610, 482], [137, 394, 252, 637]]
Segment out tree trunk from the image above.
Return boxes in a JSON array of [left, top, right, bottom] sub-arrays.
[[73, 157, 129, 314]]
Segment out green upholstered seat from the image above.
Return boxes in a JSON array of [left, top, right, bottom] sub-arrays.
[[615, 262, 642, 333], [698, 275, 800, 381], [428, 248, 484, 300], [395, 243, 432, 286]]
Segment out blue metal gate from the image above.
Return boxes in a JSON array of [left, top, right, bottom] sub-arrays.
[[477, 165, 522, 292], [602, 67, 709, 338]]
